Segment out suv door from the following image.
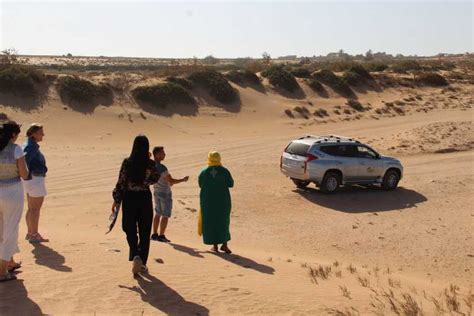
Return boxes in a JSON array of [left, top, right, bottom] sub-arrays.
[[319, 145, 359, 182], [356, 145, 384, 181]]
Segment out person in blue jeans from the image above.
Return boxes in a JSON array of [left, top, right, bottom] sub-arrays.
[[151, 146, 188, 243]]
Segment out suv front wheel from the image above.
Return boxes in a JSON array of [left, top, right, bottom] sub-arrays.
[[382, 169, 400, 190], [320, 172, 341, 194]]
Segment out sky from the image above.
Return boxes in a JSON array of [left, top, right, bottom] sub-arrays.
[[0, 1, 472, 58]]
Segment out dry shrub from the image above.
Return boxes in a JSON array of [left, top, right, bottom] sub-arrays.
[[308, 265, 332, 284], [339, 286, 352, 299], [416, 72, 449, 87], [346, 99, 364, 112], [346, 264, 357, 274], [313, 108, 329, 118], [357, 276, 370, 288], [284, 108, 294, 118]]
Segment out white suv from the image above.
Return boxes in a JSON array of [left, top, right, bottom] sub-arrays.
[[280, 135, 403, 193]]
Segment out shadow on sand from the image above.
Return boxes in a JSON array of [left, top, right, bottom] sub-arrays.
[[119, 273, 209, 315], [31, 243, 73, 272], [296, 186, 427, 213], [136, 99, 199, 117], [0, 279, 43, 315], [168, 243, 204, 258], [192, 87, 242, 114], [209, 252, 275, 275]]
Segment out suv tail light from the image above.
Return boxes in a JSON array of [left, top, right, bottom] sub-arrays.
[[304, 153, 318, 173], [280, 154, 283, 169]]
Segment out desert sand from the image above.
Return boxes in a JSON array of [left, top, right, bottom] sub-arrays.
[[0, 69, 473, 315]]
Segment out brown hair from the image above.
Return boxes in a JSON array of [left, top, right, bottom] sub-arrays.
[[26, 123, 43, 138]]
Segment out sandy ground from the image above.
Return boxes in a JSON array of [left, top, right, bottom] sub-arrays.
[[0, 80, 473, 315]]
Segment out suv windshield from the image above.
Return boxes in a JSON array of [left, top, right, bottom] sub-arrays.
[[285, 142, 310, 156]]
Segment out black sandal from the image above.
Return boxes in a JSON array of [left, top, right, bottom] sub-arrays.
[[0, 272, 17, 282], [8, 262, 21, 273]]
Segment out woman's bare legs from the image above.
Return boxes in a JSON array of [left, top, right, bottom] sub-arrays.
[[26, 195, 48, 241]]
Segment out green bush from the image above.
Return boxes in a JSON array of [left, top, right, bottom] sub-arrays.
[[188, 70, 239, 103], [391, 60, 422, 73], [342, 64, 373, 86], [131, 83, 195, 108], [306, 78, 325, 93], [312, 69, 354, 98], [346, 99, 364, 112], [0, 65, 46, 97], [416, 72, 449, 86], [166, 76, 193, 89], [56, 76, 112, 104], [225, 70, 260, 85], [289, 67, 312, 78], [261, 65, 299, 92]]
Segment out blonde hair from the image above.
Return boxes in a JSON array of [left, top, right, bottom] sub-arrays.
[[26, 123, 43, 138]]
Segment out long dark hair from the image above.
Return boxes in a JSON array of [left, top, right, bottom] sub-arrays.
[[0, 121, 21, 152], [127, 135, 150, 184]]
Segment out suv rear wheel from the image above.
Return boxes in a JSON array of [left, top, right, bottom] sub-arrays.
[[320, 172, 341, 193], [292, 179, 310, 189], [382, 169, 400, 190]]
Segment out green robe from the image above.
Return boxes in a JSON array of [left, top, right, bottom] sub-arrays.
[[199, 166, 234, 245]]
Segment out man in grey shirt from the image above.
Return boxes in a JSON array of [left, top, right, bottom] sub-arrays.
[[151, 146, 189, 242]]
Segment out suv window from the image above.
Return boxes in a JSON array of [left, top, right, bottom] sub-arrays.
[[357, 146, 378, 159], [320, 145, 358, 157], [285, 142, 310, 156]]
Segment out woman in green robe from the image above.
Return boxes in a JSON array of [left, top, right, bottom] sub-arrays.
[[199, 151, 234, 253]]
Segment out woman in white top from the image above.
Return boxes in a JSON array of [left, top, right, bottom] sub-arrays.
[[0, 121, 29, 282]]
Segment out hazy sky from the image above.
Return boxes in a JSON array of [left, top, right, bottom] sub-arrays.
[[1, 1, 472, 58]]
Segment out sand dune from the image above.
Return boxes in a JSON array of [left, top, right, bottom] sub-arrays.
[[0, 76, 473, 315]]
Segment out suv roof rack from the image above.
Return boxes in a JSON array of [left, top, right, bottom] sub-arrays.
[[302, 134, 361, 144]]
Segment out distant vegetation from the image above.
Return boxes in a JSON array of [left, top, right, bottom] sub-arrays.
[[416, 72, 449, 86], [261, 65, 300, 92], [188, 70, 239, 103], [312, 69, 355, 98], [131, 82, 195, 108], [56, 76, 113, 105], [391, 60, 422, 73], [364, 61, 389, 72], [0, 64, 46, 97]]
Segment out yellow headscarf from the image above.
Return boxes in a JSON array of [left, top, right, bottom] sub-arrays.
[[208, 151, 222, 167]]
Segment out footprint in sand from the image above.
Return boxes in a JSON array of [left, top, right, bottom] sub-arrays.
[[185, 207, 197, 213], [178, 200, 186, 205]]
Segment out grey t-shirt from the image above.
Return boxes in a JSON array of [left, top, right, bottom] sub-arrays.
[[154, 162, 171, 194]]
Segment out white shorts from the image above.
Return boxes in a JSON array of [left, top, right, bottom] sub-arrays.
[[23, 176, 47, 197]]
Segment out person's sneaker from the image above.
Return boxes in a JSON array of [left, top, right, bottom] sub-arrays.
[[132, 256, 142, 274], [150, 233, 159, 241], [157, 235, 171, 243]]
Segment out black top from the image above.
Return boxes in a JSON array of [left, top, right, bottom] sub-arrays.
[[112, 158, 160, 204]]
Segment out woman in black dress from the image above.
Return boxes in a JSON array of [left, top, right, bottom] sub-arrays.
[[111, 135, 160, 275]]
